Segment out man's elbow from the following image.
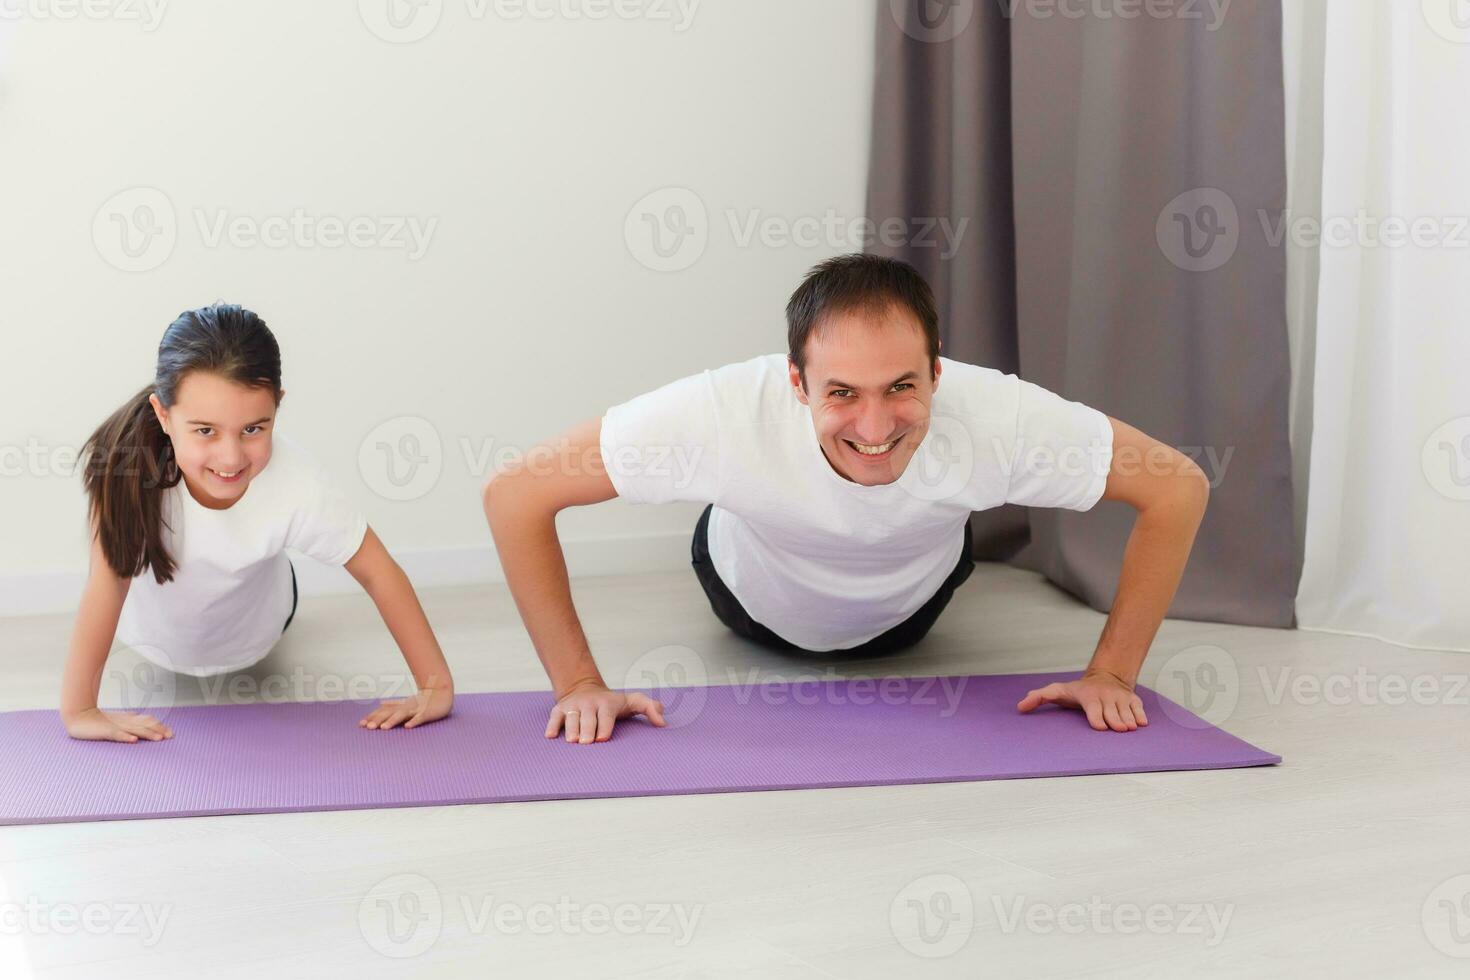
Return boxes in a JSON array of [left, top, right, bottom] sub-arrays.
[[481, 462, 537, 525], [1177, 456, 1211, 513], [481, 467, 514, 518]]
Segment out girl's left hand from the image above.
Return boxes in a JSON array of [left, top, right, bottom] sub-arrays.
[[359, 686, 453, 731]]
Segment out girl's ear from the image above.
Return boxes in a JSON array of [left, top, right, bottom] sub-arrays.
[[147, 393, 169, 434]]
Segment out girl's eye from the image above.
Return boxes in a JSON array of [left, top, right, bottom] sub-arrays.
[[194, 427, 213, 436], [244, 425, 262, 435]]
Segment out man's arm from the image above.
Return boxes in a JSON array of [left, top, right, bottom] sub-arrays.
[[1086, 415, 1211, 686], [1018, 415, 1211, 732], [482, 415, 665, 744]]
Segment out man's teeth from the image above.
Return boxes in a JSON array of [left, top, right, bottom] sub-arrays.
[[849, 439, 897, 456]]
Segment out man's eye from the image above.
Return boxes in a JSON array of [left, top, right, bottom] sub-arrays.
[[891, 383, 914, 392], [831, 389, 853, 398]]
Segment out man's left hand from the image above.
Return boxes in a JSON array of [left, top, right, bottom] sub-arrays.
[[1016, 670, 1148, 732]]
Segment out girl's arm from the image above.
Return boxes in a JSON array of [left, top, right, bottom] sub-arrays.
[[344, 526, 455, 730], [59, 528, 173, 742]]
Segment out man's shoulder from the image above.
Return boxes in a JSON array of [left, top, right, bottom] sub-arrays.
[[933, 357, 1018, 422], [705, 352, 790, 383], [701, 353, 802, 419]]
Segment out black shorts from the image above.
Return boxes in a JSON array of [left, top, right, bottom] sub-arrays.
[[282, 557, 299, 635], [690, 503, 974, 656]]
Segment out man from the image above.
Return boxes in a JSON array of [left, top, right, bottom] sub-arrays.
[[483, 254, 1209, 744]]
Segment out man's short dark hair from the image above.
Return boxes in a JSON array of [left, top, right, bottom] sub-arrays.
[[786, 253, 940, 387]]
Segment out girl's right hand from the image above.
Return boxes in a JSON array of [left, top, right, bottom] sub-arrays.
[[62, 708, 174, 743]]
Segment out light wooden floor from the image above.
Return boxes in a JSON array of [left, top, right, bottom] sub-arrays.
[[3, 562, 1468, 978]]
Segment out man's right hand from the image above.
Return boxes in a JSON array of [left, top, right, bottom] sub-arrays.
[[63, 708, 173, 743], [545, 680, 666, 744]]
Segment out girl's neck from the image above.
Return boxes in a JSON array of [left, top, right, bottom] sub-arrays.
[[180, 473, 246, 511]]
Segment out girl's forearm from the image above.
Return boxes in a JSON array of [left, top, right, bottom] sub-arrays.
[[59, 576, 128, 718], [367, 564, 454, 692]]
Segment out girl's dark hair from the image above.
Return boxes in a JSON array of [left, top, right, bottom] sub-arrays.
[[82, 303, 282, 583], [785, 252, 940, 388]]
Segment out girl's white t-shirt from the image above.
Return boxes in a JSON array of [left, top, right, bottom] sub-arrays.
[[114, 434, 368, 677], [600, 354, 1114, 651]]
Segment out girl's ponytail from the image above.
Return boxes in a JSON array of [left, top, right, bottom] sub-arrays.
[[82, 385, 182, 583], [80, 302, 281, 584]]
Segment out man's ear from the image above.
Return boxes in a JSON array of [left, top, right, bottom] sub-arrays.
[[787, 359, 810, 406], [932, 357, 942, 391]]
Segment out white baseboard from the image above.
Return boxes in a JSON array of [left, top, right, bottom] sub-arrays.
[[0, 532, 692, 618]]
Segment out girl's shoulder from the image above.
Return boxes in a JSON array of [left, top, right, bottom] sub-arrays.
[[256, 433, 338, 497]]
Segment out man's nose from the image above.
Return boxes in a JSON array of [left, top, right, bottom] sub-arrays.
[[853, 400, 893, 443]]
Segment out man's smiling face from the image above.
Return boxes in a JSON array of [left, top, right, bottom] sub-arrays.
[[789, 302, 941, 486]]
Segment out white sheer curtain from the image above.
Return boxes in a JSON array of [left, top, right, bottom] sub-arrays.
[[1286, 0, 1470, 652]]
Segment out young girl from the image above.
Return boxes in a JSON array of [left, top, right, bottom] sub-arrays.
[[61, 302, 454, 742]]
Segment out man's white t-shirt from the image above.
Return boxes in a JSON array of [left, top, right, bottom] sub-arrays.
[[114, 434, 368, 677], [600, 354, 1113, 652]]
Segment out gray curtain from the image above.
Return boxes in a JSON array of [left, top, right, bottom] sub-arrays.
[[868, 0, 1298, 628]]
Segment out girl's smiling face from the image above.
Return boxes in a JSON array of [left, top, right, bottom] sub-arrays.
[[150, 371, 282, 510]]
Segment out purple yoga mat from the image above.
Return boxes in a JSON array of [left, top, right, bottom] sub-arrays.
[[0, 672, 1279, 826]]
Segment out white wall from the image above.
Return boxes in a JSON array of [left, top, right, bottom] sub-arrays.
[[0, 0, 876, 614]]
